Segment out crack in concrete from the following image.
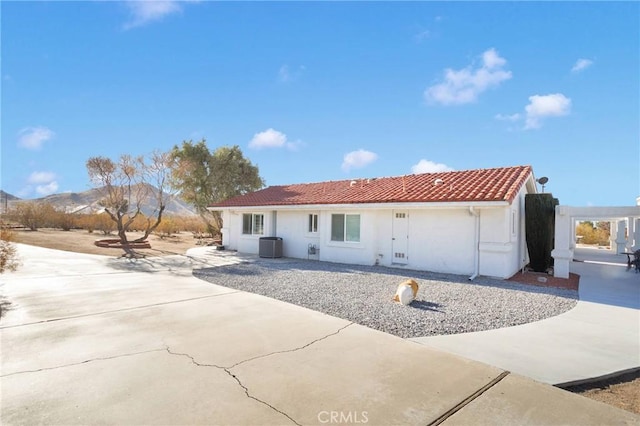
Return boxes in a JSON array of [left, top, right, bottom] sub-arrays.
[[164, 347, 226, 369], [161, 323, 353, 426], [3, 317, 349, 425], [0, 348, 167, 378], [226, 369, 301, 426], [165, 347, 300, 426], [227, 322, 354, 369], [0, 291, 240, 330]]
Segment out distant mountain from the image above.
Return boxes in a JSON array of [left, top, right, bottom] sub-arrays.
[[0, 191, 20, 214], [0, 190, 20, 202], [1, 185, 197, 217]]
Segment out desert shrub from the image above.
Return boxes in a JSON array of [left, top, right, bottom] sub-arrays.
[[576, 221, 611, 246], [76, 213, 115, 235], [155, 216, 181, 239], [180, 216, 211, 235], [8, 202, 55, 231], [129, 213, 149, 232], [93, 214, 116, 235], [50, 210, 77, 231], [0, 229, 20, 273], [76, 215, 95, 233], [165, 215, 186, 233]]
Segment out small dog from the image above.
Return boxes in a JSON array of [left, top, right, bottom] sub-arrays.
[[393, 279, 419, 305]]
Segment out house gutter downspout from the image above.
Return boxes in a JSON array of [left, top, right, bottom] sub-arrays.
[[469, 206, 480, 280]]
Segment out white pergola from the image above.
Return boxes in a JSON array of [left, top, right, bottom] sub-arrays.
[[552, 205, 640, 278]]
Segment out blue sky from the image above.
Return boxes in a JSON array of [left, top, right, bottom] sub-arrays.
[[2, 1, 638, 207]]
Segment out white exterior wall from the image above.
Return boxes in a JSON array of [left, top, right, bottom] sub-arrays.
[[319, 210, 378, 266], [478, 208, 513, 278], [476, 187, 528, 278], [275, 210, 321, 258], [398, 209, 476, 275], [222, 211, 238, 250], [372, 211, 393, 265], [218, 202, 524, 279], [371, 207, 517, 278], [221, 209, 277, 255]]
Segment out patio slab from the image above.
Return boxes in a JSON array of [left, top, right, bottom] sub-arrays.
[[411, 247, 640, 385]]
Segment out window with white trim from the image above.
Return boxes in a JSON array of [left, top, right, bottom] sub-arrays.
[[331, 214, 360, 242], [308, 213, 319, 233], [242, 213, 264, 235]]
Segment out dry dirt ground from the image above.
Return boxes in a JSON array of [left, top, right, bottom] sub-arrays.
[[6, 228, 640, 415], [10, 228, 203, 258], [561, 371, 640, 415]]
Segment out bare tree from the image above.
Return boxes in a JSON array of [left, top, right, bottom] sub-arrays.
[[86, 151, 174, 246]]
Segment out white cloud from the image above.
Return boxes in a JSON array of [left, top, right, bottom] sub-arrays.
[[494, 113, 521, 122], [18, 126, 55, 150], [524, 93, 572, 129], [249, 128, 286, 149], [341, 149, 378, 172], [482, 49, 506, 69], [123, 1, 196, 29], [571, 58, 593, 73], [249, 128, 301, 150], [26, 171, 59, 196], [425, 48, 512, 105], [35, 181, 59, 196], [411, 159, 454, 174], [27, 171, 57, 185]]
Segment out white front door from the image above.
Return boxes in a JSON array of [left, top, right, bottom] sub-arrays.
[[392, 211, 409, 264]]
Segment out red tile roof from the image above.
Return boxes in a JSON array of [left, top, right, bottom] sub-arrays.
[[209, 165, 533, 208]]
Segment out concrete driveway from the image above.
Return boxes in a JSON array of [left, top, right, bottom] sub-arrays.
[[1, 245, 638, 425]]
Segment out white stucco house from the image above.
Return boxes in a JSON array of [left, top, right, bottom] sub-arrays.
[[208, 165, 538, 279]]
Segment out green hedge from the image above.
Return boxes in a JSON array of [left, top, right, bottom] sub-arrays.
[[525, 194, 559, 272]]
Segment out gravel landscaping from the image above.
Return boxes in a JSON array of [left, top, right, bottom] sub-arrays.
[[194, 257, 578, 339]]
